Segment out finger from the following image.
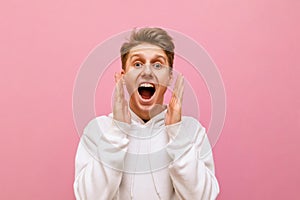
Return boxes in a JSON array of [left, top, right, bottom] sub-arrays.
[[114, 72, 124, 99], [115, 72, 122, 83], [173, 73, 181, 97], [177, 75, 184, 103], [175, 74, 184, 98]]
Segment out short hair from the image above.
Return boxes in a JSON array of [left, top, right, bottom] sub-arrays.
[[120, 27, 175, 70]]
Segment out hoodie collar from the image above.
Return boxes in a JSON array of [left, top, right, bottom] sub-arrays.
[[129, 105, 167, 128]]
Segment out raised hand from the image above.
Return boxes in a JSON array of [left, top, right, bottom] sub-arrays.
[[165, 74, 184, 125], [113, 72, 131, 124]]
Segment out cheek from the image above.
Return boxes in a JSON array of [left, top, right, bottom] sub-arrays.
[[124, 72, 138, 94], [156, 73, 171, 87], [124, 79, 134, 94], [158, 86, 167, 94]]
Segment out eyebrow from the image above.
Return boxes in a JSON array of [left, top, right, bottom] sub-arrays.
[[129, 53, 167, 62]]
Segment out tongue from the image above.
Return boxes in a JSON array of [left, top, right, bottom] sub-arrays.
[[140, 89, 152, 99]]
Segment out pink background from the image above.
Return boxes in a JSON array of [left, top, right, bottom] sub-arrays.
[[1, 0, 299, 199]]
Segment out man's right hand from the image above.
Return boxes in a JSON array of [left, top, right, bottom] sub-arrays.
[[113, 72, 131, 124]]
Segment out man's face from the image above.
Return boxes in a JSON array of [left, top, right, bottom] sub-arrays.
[[122, 43, 172, 120]]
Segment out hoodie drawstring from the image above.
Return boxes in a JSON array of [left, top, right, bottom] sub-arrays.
[[130, 121, 162, 199]]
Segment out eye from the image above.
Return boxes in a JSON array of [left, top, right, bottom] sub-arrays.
[[133, 62, 143, 69], [152, 63, 163, 70]]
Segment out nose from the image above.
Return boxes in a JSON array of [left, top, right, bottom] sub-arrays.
[[141, 63, 153, 77]]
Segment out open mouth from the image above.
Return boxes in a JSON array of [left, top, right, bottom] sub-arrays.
[[138, 83, 156, 100]]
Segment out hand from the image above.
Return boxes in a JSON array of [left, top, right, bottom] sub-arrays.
[[165, 74, 184, 125], [113, 72, 131, 124]]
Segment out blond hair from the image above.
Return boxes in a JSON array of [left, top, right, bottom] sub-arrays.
[[120, 27, 175, 70]]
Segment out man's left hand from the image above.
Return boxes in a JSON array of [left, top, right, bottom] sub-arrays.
[[165, 74, 184, 125]]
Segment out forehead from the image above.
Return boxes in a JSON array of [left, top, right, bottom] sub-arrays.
[[128, 43, 167, 59]]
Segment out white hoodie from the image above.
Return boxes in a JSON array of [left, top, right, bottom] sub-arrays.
[[74, 108, 219, 200]]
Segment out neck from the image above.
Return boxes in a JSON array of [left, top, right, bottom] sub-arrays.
[[129, 103, 166, 122]]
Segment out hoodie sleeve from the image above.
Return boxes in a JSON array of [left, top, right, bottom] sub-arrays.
[[166, 117, 220, 200], [73, 117, 130, 200]]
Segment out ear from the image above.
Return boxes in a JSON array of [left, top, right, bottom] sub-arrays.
[[120, 69, 126, 85]]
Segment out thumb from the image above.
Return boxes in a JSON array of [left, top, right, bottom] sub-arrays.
[[114, 72, 122, 83]]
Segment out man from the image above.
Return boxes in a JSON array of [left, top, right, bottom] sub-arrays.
[[74, 27, 219, 199]]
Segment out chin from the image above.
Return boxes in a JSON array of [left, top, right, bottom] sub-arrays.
[[130, 92, 164, 119]]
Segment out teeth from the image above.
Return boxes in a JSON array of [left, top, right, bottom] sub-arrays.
[[139, 83, 154, 88]]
